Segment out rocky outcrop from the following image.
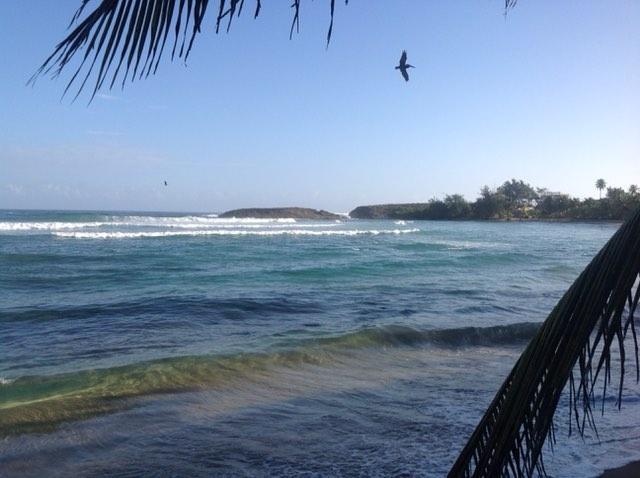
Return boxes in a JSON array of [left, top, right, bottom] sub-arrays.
[[219, 207, 341, 220], [349, 204, 430, 219]]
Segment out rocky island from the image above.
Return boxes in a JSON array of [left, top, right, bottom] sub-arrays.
[[349, 204, 428, 220], [219, 207, 341, 220]]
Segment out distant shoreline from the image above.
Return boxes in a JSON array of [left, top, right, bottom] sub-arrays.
[[348, 201, 638, 222], [0, 208, 626, 224], [217, 206, 624, 223], [378, 217, 624, 224], [348, 179, 639, 222]]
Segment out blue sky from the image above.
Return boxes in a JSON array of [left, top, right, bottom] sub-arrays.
[[1, 0, 638, 212]]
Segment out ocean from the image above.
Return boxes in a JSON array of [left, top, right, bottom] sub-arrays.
[[1, 210, 638, 477]]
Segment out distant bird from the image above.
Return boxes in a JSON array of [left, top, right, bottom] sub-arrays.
[[395, 50, 415, 82], [163, 181, 168, 186]]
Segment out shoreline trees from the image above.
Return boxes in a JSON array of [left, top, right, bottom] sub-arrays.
[[596, 178, 607, 199], [349, 179, 640, 221]]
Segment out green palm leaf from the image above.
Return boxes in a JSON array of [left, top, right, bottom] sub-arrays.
[[449, 206, 640, 477]]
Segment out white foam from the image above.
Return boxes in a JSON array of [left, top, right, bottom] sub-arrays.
[[53, 229, 420, 239], [0, 217, 328, 232], [431, 240, 502, 250], [117, 216, 297, 224], [0, 377, 14, 385], [0, 222, 111, 231]]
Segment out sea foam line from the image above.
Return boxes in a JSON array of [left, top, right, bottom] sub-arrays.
[[0, 222, 113, 231], [0, 217, 300, 231], [0, 221, 338, 231], [53, 229, 420, 239], [116, 216, 298, 224]]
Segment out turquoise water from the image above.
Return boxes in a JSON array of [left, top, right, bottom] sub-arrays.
[[1, 210, 638, 476]]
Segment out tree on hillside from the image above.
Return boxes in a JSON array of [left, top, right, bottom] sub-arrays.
[[596, 178, 607, 199], [497, 179, 538, 207], [607, 187, 627, 202], [426, 198, 450, 220], [444, 194, 471, 219], [535, 193, 577, 217], [473, 186, 507, 219], [630, 184, 638, 198], [605, 187, 633, 219]]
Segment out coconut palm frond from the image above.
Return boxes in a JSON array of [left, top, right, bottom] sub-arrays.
[[29, 0, 348, 101], [449, 206, 640, 477]]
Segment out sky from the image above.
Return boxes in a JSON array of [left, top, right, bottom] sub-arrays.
[[0, 0, 639, 213]]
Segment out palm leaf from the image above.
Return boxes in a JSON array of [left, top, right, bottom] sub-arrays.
[[29, 0, 348, 101], [449, 206, 640, 477]]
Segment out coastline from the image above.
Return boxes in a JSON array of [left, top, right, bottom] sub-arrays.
[[370, 217, 624, 224], [448, 218, 624, 224], [0, 207, 627, 224]]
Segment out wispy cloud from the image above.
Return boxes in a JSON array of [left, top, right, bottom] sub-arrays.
[[146, 103, 168, 111], [86, 129, 124, 136], [44, 183, 82, 198], [3, 144, 171, 166], [5, 183, 26, 195], [96, 93, 120, 101]]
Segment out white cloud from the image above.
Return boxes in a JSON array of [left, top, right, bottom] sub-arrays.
[[2, 143, 170, 167], [96, 93, 120, 101], [5, 183, 26, 195]]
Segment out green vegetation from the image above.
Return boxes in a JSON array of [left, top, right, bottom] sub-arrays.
[[350, 179, 640, 221], [596, 178, 607, 199]]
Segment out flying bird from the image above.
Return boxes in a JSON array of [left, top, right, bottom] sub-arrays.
[[163, 181, 168, 186], [395, 50, 415, 82]]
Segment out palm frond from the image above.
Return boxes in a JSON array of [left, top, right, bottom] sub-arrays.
[[29, 0, 348, 101], [449, 206, 640, 477]]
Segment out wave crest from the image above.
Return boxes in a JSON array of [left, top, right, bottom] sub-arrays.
[[53, 229, 420, 239]]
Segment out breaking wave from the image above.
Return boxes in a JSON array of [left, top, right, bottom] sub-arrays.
[[52, 229, 420, 239], [0, 216, 308, 231], [0, 222, 113, 231], [114, 215, 298, 224]]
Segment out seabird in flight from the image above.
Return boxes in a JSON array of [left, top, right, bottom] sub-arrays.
[[395, 50, 415, 82], [163, 181, 168, 186]]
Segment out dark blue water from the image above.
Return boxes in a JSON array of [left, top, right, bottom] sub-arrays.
[[1, 210, 638, 477]]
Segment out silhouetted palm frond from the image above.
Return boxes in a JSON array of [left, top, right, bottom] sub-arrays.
[[29, 0, 526, 102], [29, 0, 348, 101], [449, 206, 640, 477]]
